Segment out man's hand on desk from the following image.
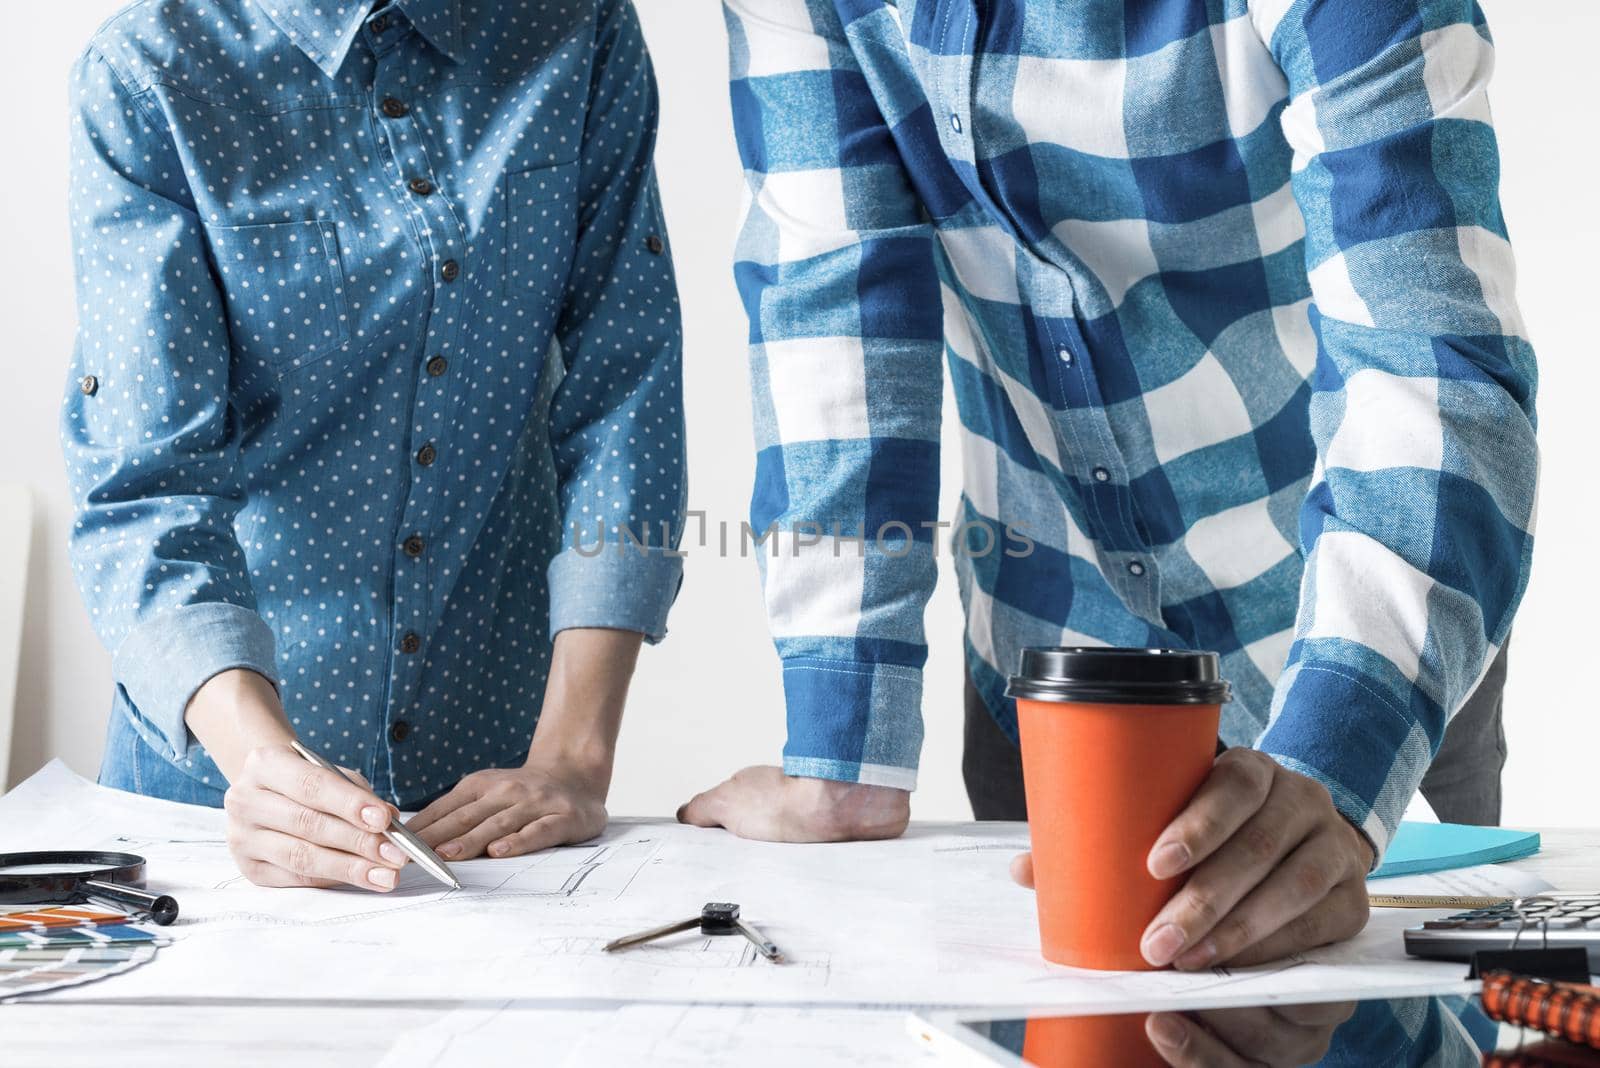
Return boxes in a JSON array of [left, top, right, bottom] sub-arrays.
[[1012, 749, 1375, 969], [677, 767, 910, 842]]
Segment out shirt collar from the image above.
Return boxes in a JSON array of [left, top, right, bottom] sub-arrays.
[[252, 0, 463, 80]]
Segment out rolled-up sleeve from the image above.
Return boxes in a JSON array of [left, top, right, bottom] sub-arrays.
[[1251, 1, 1538, 858], [61, 50, 276, 759], [546, 0, 687, 644], [723, 0, 946, 789]]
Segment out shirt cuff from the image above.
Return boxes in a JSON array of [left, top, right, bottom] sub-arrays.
[[547, 544, 684, 644], [779, 657, 922, 791], [112, 602, 279, 761], [1256, 659, 1426, 863]]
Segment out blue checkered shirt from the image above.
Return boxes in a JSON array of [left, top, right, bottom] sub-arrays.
[[724, 0, 1537, 855]]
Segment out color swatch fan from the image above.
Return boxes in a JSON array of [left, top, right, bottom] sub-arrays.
[[0, 905, 165, 999]]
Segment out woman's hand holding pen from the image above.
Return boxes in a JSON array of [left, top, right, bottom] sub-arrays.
[[222, 744, 408, 891], [187, 669, 408, 892]]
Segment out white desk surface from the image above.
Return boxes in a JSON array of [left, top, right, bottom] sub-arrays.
[[3, 827, 1597, 1067]]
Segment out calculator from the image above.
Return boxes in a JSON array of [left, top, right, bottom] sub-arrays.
[[1403, 893, 1600, 970]]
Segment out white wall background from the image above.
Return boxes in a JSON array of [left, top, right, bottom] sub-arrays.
[[1, 1, 1593, 826]]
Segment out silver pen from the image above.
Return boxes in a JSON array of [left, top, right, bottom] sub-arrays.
[[289, 738, 462, 891]]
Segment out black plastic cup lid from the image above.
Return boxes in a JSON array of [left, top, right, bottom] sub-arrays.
[[1005, 647, 1231, 705]]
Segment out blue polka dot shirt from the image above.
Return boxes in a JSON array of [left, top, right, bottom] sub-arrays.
[[61, 0, 687, 805]]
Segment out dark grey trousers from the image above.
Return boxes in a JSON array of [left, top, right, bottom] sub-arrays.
[[963, 645, 1509, 826]]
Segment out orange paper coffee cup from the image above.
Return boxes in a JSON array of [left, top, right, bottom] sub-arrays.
[[1007, 647, 1227, 971]]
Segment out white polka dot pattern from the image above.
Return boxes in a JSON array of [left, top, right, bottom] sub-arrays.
[[61, 0, 687, 806]]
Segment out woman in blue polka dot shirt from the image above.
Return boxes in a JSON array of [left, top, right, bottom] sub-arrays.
[[61, 0, 686, 892]]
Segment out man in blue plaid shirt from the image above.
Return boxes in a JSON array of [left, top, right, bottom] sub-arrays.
[[681, 0, 1538, 969]]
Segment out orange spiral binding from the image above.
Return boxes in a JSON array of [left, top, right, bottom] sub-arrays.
[[1482, 971, 1600, 1052]]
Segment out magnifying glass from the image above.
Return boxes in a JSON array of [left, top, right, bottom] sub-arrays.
[[0, 851, 179, 926]]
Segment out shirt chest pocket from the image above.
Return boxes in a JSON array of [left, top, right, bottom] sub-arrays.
[[207, 219, 351, 376], [504, 161, 579, 324]]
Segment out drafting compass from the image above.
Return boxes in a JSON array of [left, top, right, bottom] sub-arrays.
[[603, 902, 784, 963]]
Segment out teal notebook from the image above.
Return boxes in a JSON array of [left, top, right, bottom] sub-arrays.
[[1371, 822, 1540, 879]]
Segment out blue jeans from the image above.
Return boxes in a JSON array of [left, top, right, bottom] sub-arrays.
[[98, 706, 227, 807]]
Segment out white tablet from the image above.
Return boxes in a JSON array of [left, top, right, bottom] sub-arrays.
[[907, 986, 1587, 1067]]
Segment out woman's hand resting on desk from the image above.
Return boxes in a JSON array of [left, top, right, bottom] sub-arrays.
[[408, 756, 609, 861], [188, 669, 409, 892], [406, 627, 641, 861], [1011, 748, 1375, 969]]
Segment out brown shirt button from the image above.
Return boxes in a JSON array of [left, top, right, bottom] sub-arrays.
[[389, 719, 411, 743], [407, 177, 434, 197], [370, 13, 390, 34], [646, 234, 664, 255], [425, 355, 448, 377], [402, 534, 425, 558], [416, 443, 437, 467], [80, 375, 99, 396], [380, 96, 408, 118], [440, 260, 460, 283], [399, 632, 421, 655]]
